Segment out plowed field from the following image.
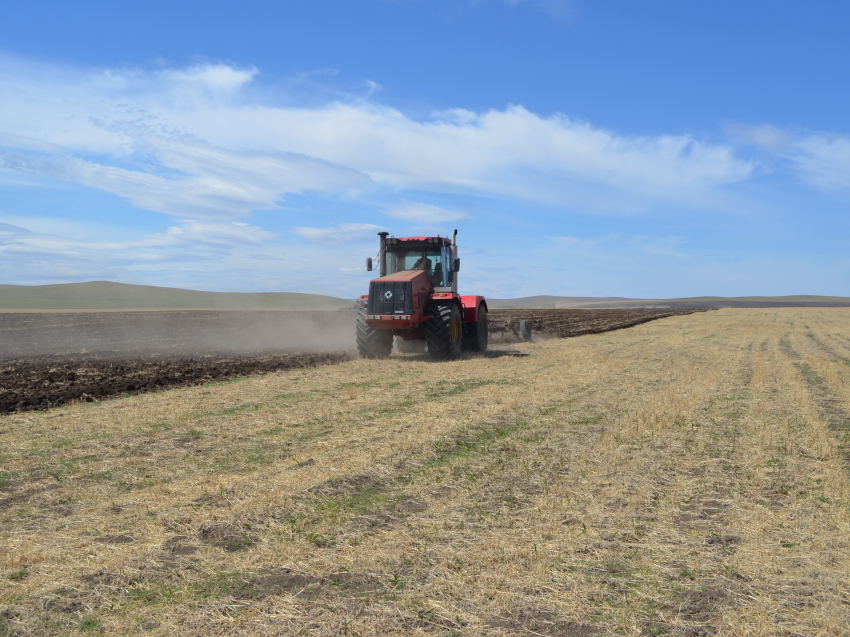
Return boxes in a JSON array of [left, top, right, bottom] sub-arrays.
[[0, 353, 350, 414], [1, 309, 849, 636], [1, 309, 705, 413], [489, 308, 708, 338]]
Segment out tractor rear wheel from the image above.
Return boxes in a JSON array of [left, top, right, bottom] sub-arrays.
[[462, 306, 488, 352], [356, 310, 393, 358], [425, 303, 462, 361]]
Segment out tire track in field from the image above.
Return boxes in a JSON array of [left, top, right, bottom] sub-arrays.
[[781, 330, 850, 471], [10, 311, 850, 636], [208, 321, 753, 636], [2, 333, 675, 637], [729, 323, 850, 637]]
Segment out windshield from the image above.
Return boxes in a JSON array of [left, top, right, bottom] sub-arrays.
[[386, 248, 446, 286]]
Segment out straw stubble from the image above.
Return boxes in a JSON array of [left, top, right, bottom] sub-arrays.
[[1, 308, 849, 636]]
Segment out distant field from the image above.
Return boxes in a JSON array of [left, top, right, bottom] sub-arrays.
[[0, 281, 351, 311], [488, 294, 850, 309], [5, 281, 849, 312], [2, 308, 848, 635]]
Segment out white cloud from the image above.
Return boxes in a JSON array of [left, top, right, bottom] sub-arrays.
[[0, 126, 369, 221], [0, 55, 758, 222], [291, 223, 388, 244], [724, 123, 850, 195], [0, 218, 277, 285], [724, 122, 792, 153], [789, 134, 850, 193], [385, 199, 469, 223], [234, 103, 754, 211]]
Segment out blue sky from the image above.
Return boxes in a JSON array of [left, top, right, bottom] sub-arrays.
[[1, 0, 849, 299]]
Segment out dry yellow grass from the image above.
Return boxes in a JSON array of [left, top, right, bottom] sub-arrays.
[[1, 308, 849, 636]]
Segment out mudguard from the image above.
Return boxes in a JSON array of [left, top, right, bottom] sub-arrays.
[[459, 295, 487, 323]]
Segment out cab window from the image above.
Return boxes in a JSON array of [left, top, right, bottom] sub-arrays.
[[386, 248, 445, 286]]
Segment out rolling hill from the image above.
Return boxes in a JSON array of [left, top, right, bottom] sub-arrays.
[[0, 281, 352, 311]]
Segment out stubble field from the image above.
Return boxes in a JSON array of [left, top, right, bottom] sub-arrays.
[[1, 308, 849, 636]]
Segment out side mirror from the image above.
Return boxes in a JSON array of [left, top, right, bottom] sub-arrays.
[[453, 258, 460, 273], [366, 257, 373, 272]]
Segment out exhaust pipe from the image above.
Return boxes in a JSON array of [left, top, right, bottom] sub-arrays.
[[451, 229, 457, 245], [378, 231, 389, 277]]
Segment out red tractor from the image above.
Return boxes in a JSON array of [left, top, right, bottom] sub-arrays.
[[356, 230, 488, 360]]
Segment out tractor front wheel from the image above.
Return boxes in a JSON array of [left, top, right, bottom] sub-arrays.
[[356, 311, 393, 358], [425, 303, 463, 361]]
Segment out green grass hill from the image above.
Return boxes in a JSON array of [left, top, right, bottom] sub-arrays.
[[0, 281, 352, 311]]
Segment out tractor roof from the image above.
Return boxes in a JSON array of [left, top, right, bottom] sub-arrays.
[[386, 236, 451, 246]]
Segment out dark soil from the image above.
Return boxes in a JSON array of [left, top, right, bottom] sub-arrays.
[[0, 308, 707, 414], [489, 308, 710, 339], [0, 351, 350, 414]]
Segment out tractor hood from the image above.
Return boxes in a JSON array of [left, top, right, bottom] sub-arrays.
[[367, 269, 434, 316], [370, 269, 432, 285]]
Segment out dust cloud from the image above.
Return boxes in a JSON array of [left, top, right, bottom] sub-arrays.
[[0, 310, 357, 359]]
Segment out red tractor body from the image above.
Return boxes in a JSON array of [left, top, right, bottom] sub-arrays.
[[356, 231, 488, 360]]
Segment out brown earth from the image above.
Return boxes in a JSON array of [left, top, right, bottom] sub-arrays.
[[0, 353, 350, 414], [489, 307, 710, 338], [0, 309, 709, 414]]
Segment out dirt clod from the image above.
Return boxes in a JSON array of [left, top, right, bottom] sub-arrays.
[[198, 522, 256, 552]]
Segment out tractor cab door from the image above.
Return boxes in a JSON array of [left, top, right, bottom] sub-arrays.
[[433, 244, 457, 293]]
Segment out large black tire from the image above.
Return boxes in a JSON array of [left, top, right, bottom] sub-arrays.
[[462, 306, 488, 352], [425, 303, 463, 361], [395, 336, 427, 354], [356, 310, 393, 359]]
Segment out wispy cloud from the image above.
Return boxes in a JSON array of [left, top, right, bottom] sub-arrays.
[[724, 122, 793, 153], [724, 122, 850, 196], [789, 134, 850, 193], [0, 218, 276, 285], [0, 55, 758, 222], [291, 223, 388, 244], [385, 199, 469, 223]]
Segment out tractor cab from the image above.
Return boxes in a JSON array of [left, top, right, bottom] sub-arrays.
[[382, 236, 455, 291]]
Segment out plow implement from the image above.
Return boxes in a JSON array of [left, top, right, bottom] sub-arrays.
[[487, 317, 546, 342]]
